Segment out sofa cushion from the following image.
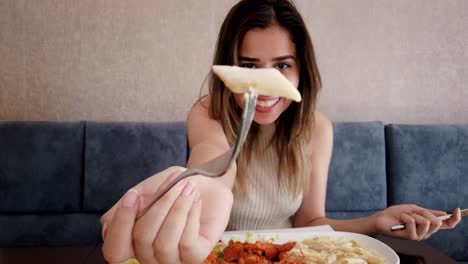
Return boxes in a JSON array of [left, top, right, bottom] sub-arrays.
[[83, 121, 188, 212], [326, 122, 387, 212], [0, 214, 101, 246], [386, 124, 468, 261], [0, 121, 83, 212]]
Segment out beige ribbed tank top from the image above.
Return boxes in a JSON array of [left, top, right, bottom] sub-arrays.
[[227, 123, 303, 231]]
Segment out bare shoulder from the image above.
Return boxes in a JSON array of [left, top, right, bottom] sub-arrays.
[[311, 111, 333, 142], [186, 96, 217, 135], [187, 97, 210, 125], [186, 96, 229, 150], [314, 111, 332, 131], [309, 111, 333, 160]]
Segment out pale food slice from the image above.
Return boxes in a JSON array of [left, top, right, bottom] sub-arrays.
[[212, 65, 301, 102]]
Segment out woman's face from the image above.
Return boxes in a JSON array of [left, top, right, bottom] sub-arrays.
[[235, 24, 299, 125]]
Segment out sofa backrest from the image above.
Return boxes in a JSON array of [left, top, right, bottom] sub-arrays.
[[0, 121, 84, 213], [386, 124, 468, 261], [0, 121, 187, 246], [326, 122, 387, 219], [83, 121, 188, 212]]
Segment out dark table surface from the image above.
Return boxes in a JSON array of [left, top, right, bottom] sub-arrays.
[[0, 235, 458, 264]]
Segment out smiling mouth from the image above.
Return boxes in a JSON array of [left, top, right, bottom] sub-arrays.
[[255, 97, 280, 112]]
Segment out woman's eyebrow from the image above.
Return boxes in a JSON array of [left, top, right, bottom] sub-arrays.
[[238, 55, 296, 62], [273, 55, 296, 61], [238, 56, 259, 62]]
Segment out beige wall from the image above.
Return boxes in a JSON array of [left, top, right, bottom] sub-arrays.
[[1, 0, 467, 124]]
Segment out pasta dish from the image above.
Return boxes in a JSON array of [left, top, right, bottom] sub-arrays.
[[295, 236, 384, 264]]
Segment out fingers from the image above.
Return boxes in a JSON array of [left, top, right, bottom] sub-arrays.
[[400, 213, 418, 240], [102, 189, 140, 264], [442, 208, 461, 229], [195, 180, 233, 243], [416, 208, 462, 239], [179, 194, 210, 263], [153, 182, 199, 264], [419, 210, 443, 239], [412, 213, 430, 240], [132, 179, 189, 264], [398, 213, 429, 241], [179, 192, 202, 252], [400, 211, 445, 240]]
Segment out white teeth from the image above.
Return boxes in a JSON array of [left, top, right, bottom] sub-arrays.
[[256, 98, 279, 108]]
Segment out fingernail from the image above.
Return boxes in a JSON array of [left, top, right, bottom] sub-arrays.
[[182, 182, 194, 197], [102, 223, 108, 240], [122, 189, 139, 208]]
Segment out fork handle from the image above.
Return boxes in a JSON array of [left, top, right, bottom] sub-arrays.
[[135, 169, 196, 219]]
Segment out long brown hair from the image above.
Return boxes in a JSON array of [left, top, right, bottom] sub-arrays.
[[206, 0, 321, 198]]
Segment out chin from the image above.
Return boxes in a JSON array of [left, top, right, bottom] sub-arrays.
[[253, 118, 276, 125], [253, 113, 282, 125]]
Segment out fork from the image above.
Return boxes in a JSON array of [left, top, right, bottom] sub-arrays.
[[136, 88, 258, 219]]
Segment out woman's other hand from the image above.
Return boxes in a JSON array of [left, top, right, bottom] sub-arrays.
[[375, 204, 461, 240], [100, 166, 233, 264]]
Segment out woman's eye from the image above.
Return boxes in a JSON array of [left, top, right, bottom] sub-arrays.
[[240, 63, 256, 69], [275, 63, 290, 70]]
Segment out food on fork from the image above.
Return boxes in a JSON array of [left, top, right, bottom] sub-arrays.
[[212, 65, 302, 102]]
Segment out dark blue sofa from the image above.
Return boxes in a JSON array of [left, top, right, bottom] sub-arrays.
[[1, 121, 467, 262]]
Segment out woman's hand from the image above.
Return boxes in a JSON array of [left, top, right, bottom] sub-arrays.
[[375, 204, 461, 240], [100, 166, 233, 264]]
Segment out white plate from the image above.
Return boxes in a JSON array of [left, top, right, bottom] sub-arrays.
[[222, 228, 399, 264]]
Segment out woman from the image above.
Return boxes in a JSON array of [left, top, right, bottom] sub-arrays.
[[100, 1, 461, 263]]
